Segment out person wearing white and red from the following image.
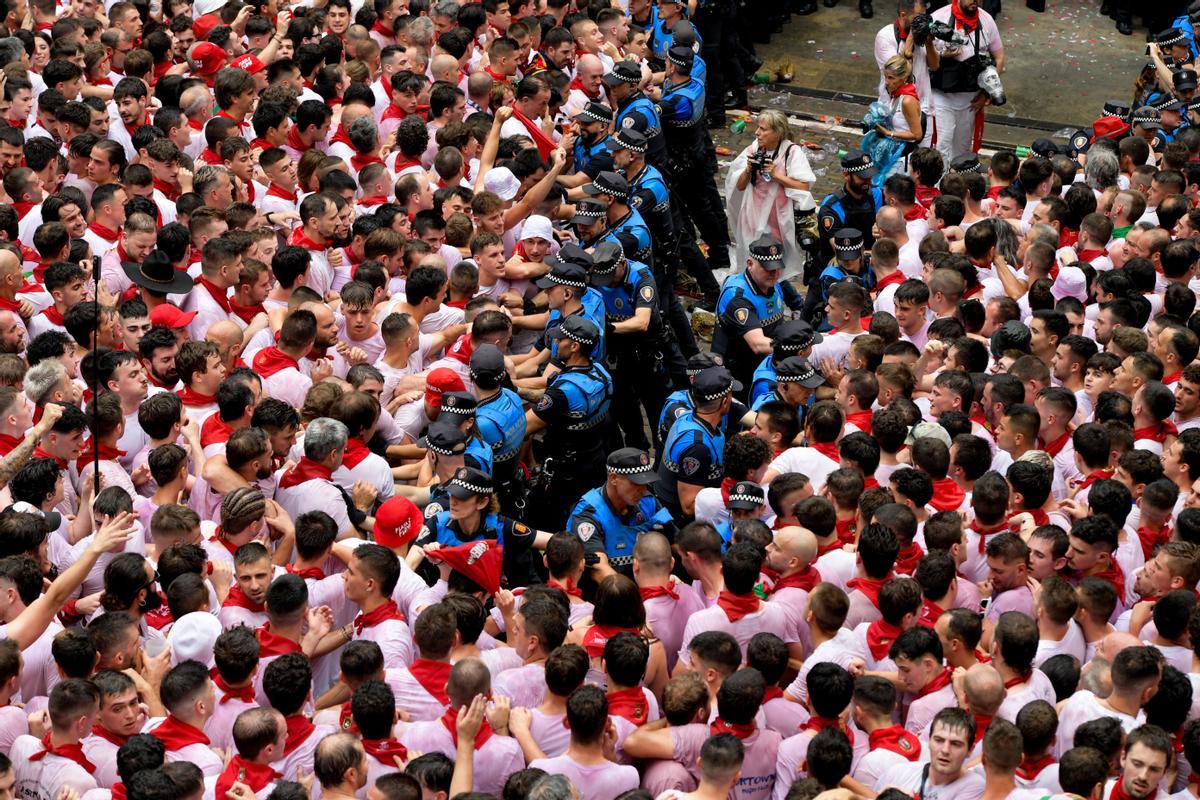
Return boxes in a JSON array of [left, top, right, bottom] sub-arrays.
[[82, 183, 127, 259], [10, 679, 101, 800], [634, 532, 706, 673], [179, 238, 240, 344], [27, 261, 86, 341], [206, 625, 262, 755], [1100, 725, 1173, 800], [990, 613, 1057, 724], [843, 522, 898, 630], [214, 708, 286, 800], [982, 533, 1036, 639], [1054, 644, 1157, 759], [329, 391, 395, 504], [172, 340, 225, 427], [275, 417, 365, 539], [342, 543, 414, 669], [962, 471, 1013, 584], [288, 194, 339, 299], [892, 625, 958, 736], [850, 675, 922, 788], [219, 543, 273, 631], [79, 671, 145, 790], [773, 662, 863, 795], [528, 685, 640, 800], [262, 653, 338, 781], [148, 660, 223, 777], [383, 604, 454, 722], [345, 680, 411, 793], [492, 595, 565, 709], [872, 707, 985, 798], [764, 526, 821, 659], [282, 100, 332, 164], [1067, 516, 1128, 612]]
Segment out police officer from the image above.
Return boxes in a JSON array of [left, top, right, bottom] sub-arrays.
[[438, 390, 494, 479], [414, 466, 550, 585], [750, 355, 826, 418], [580, 171, 656, 269], [524, 315, 614, 530], [815, 151, 880, 277], [817, 229, 874, 315], [748, 319, 822, 408], [712, 235, 804, 397], [589, 241, 667, 451], [602, 60, 668, 167], [568, 101, 617, 180], [470, 344, 527, 514], [656, 45, 731, 278], [948, 154, 985, 175], [715, 481, 768, 546], [567, 447, 674, 578], [658, 351, 727, 447], [531, 245, 608, 367], [656, 365, 736, 522], [416, 421, 472, 521]]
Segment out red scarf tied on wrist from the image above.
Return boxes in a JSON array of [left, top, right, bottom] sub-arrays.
[[607, 687, 650, 726], [868, 725, 921, 760], [716, 590, 760, 622], [215, 757, 280, 800], [440, 706, 493, 749], [29, 734, 96, 772], [865, 619, 903, 661]]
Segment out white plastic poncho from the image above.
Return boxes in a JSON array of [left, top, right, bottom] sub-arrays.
[[724, 139, 816, 282]]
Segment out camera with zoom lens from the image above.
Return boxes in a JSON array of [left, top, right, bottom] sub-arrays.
[[975, 54, 1006, 106], [927, 19, 972, 47], [748, 150, 774, 184]]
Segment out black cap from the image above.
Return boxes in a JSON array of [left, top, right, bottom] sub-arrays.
[[469, 343, 507, 383], [1131, 106, 1162, 128], [833, 228, 864, 259], [1102, 99, 1131, 118], [690, 366, 741, 402], [685, 351, 725, 377], [548, 242, 592, 268], [548, 314, 600, 349], [418, 421, 468, 456], [748, 235, 785, 269], [606, 447, 657, 484], [1176, 68, 1198, 90], [1030, 138, 1061, 158], [573, 100, 614, 125], [602, 60, 642, 86], [606, 128, 648, 153], [1155, 27, 1188, 47], [775, 356, 826, 389], [773, 319, 821, 353], [671, 20, 697, 46], [666, 45, 694, 70], [1156, 96, 1185, 112], [582, 171, 629, 200], [446, 466, 494, 499], [949, 154, 983, 173], [840, 150, 877, 176], [570, 198, 608, 225], [589, 241, 625, 277], [535, 259, 590, 289], [439, 391, 477, 417], [728, 481, 765, 510]]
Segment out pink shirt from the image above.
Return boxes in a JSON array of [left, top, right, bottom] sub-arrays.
[[11, 734, 98, 800], [762, 695, 809, 737], [0, 705, 28, 755], [527, 708, 570, 758], [260, 367, 314, 413], [845, 588, 884, 630], [995, 668, 1057, 723], [674, 724, 781, 800], [20, 619, 63, 704], [180, 282, 232, 343], [384, 667, 450, 722], [768, 586, 812, 654], [527, 755, 639, 800], [644, 589, 707, 672], [271, 723, 337, 781], [397, 721, 523, 797], [205, 690, 258, 754], [784, 629, 868, 705], [218, 605, 268, 631], [773, 725, 867, 800], [354, 617, 414, 669], [81, 733, 122, 789], [904, 681, 957, 736], [677, 602, 790, 667], [1053, 691, 1142, 759], [275, 477, 352, 536], [491, 662, 546, 709]]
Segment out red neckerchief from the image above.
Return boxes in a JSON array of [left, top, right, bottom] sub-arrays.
[[549, 578, 583, 598], [1164, 371, 1183, 386], [282, 715, 315, 756], [278, 456, 334, 490], [361, 736, 410, 768], [371, 19, 394, 37], [407, 658, 451, 705], [381, 102, 410, 122], [1015, 752, 1055, 781], [393, 156, 423, 173], [1003, 670, 1031, 689], [351, 152, 385, 172], [146, 370, 176, 390], [1091, 561, 1126, 600], [951, 0, 979, 31], [250, 137, 274, 152], [902, 204, 925, 221], [915, 184, 941, 209], [1041, 428, 1072, 457], [845, 409, 873, 433], [153, 177, 180, 201], [897, 542, 921, 578], [252, 346, 300, 378], [29, 734, 96, 772], [970, 518, 1009, 552], [815, 538, 844, 559], [1077, 247, 1107, 263], [1059, 228, 1079, 249], [440, 706, 493, 749], [339, 701, 358, 733], [770, 565, 821, 594], [42, 305, 64, 325], [212, 669, 256, 704], [1134, 420, 1179, 443], [847, 575, 892, 610], [10, 200, 34, 219], [917, 598, 945, 629], [811, 440, 840, 461], [266, 183, 298, 203], [801, 716, 853, 744], [91, 725, 128, 748], [88, 221, 120, 242], [145, 601, 173, 631], [869, 725, 921, 760], [716, 590, 760, 622], [216, 756, 280, 800], [710, 717, 757, 740], [196, 276, 232, 312], [639, 584, 680, 602], [972, 712, 994, 745], [0, 433, 22, 457], [198, 148, 221, 166], [916, 667, 953, 699], [342, 437, 372, 469], [568, 74, 601, 99], [761, 687, 785, 705], [1075, 467, 1114, 491], [1108, 777, 1155, 800], [285, 564, 325, 581], [256, 623, 303, 657], [229, 300, 265, 325], [929, 478, 966, 512], [1137, 524, 1171, 560], [874, 270, 906, 293], [358, 195, 389, 208], [0, 294, 20, 313], [608, 687, 650, 726], [485, 65, 514, 86], [75, 439, 125, 472], [582, 624, 638, 658], [212, 532, 238, 558], [285, 124, 312, 155], [223, 584, 265, 612], [329, 126, 353, 147], [891, 82, 919, 102], [289, 227, 327, 252], [177, 386, 217, 408], [152, 716, 210, 751], [866, 619, 903, 661], [507, 106, 556, 161], [354, 599, 406, 634], [5, 118, 24, 130]]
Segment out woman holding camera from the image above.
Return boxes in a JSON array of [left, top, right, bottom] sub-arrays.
[[724, 109, 816, 280]]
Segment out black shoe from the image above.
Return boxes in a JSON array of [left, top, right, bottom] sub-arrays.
[[1116, 17, 1133, 33], [794, 0, 818, 12], [725, 91, 749, 108], [859, 0, 873, 16]]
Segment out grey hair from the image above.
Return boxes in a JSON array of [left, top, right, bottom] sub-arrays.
[[347, 115, 380, 154], [0, 38, 24, 65], [408, 49, 430, 74], [24, 360, 66, 406], [193, 165, 228, 199], [1027, 223, 1060, 250], [1018, 449, 1055, 473], [1084, 149, 1120, 192], [430, 1, 459, 19], [527, 775, 574, 800], [304, 418, 348, 461], [407, 16, 435, 49], [179, 86, 211, 118]]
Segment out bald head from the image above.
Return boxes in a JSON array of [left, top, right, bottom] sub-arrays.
[[206, 320, 242, 351], [1096, 631, 1141, 664], [876, 206, 906, 238], [963, 664, 1005, 715], [447, 657, 490, 709], [775, 526, 817, 564], [431, 54, 459, 83], [633, 532, 673, 576], [576, 54, 603, 78], [339, 103, 372, 129]]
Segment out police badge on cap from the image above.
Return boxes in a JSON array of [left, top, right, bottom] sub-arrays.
[[749, 235, 784, 270], [573, 100, 614, 126], [832, 228, 864, 260], [606, 447, 657, 485], [606, 128, 648, 154], [775, 356, 826, 389], [840, 150, 877, 177], [602, 60, 643, 86]]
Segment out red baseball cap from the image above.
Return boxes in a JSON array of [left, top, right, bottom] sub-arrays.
[[190, 41, 226, 76], [424, 367, 465, 408], [192, 14, 221, 42], [230, 54, 265, 75], [373, 497, 424, 549], [149, 304, 197, 329], [426, 540, 503, 596]]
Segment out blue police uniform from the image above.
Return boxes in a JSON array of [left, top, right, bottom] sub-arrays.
[[749, 355, 779, 408], [476, 389, 526, 468], [818, 259, 875, 302], [658, 388, 693, 447], [464, 433, 494, 476], [567, 486, 673, 572], [711, 272, 789, 391], [593, 207, 656, 270], [416, 509, 538, 585], [615, 92, 667, 166], [816, 187, 881, 266], [1173, 12, 1200, 58], [627, 163, 674, 251], [545, 291, 607, 362], [715, 520, 733, 547], [574, 132, 614, 178], [595, 258, 659, 325], [659, 77, 706, 153], [655, 409, 725, 520]]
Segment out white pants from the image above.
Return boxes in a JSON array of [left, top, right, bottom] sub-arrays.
[[932, 91, 977, 164]]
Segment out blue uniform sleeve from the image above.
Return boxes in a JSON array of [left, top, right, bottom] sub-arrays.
[[720, 295, 761, 334], [669, 436, 716, 486], [781, 279, 804, 310], [659, 94, 692, 123]]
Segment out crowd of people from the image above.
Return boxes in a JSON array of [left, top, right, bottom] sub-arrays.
[[0, 0, 1196, 798]]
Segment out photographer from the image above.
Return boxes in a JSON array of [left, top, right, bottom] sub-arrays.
[[929, 0, 1005, 164], [874, 0, 940, 146]]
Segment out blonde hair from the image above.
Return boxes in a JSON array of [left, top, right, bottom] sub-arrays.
[[756, 109, 793, 145], [884, 55, 913, 83]]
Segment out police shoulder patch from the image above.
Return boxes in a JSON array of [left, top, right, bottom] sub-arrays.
[[425, 503, 443, 518], [682, 456, 700, 475], [622, 117, 636, 129], [735, 307, 749, 324], [576, 521, 596, 541], [536, 394, 553, 410], [631, 195, 644, 207], [822, 215, 834, 230], [513, 522, 530, 535], [640, 285, 654, 301]]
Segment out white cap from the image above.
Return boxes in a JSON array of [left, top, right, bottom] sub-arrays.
[[168, 611, 223, 667], [521, 215, 553, 242], [1051, 266, 1087, 302], [483, 167, 520, 202], [192, 0, 226, 15]]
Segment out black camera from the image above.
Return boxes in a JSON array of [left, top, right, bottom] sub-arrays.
[[748, 150, 774, 184]]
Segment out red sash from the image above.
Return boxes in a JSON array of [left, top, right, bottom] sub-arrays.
[[508, 106, 556, 161]]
